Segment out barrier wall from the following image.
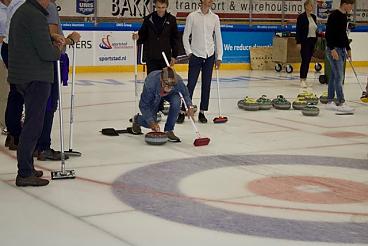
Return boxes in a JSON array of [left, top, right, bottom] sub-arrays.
[[63, 22, 368, 71]]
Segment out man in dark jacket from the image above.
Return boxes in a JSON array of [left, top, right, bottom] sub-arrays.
[[324, 0, 354, 113], [132, 0, 180, 74], [8, 0, 61, 186]]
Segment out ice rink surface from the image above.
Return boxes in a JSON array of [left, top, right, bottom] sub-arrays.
[[1, 68, 367, 246]]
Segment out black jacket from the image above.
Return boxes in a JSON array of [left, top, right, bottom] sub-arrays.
[[325, 10, 351, 51], [296, 12, 317, 44], [8, 0, 60, 84], [138, 11, 181, 62]]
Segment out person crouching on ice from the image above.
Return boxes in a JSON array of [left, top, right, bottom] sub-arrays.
[[131, 67, 194, 142]]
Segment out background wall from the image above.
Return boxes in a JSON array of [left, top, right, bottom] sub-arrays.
[[58, 0, 368, 69]]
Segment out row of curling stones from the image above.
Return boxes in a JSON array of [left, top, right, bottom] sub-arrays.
[[237, 94, 320, 116], [161, 101, 198, 115], [237, 95, 272, 111], [238, 95, 290, 111]]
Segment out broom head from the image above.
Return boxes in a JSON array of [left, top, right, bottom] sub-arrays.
[[193, 137, 210, 146], [213, 116, 228, 124]]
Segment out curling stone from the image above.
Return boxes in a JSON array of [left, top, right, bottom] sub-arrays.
[[297, 92, 318, 105], [272, 95, 291, 110], [319, 92, 328, 104], [242, 97, 260, 111], [237, 99, 246, 110], [292, 98, 308, 110], [145, 131, 168, 145], [256, 95, 272, 110], [302, 104, 320, 116]]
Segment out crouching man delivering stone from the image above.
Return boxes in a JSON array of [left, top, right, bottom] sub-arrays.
[[132, 67, 194, 142]]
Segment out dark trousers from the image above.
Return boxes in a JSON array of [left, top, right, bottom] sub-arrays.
[[2, 43, 24, 143], [16, 81, 51, 177], [300, 37, 317, 79], [5, 84, 24, 143], [146, 58, 167, 75], [187, 54, 215, 111], [36, 79, 58, 151], [1, 42, 8, 68]]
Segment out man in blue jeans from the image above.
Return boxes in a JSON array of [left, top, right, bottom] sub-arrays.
[[132, 67, 194, 142], [325, 0, 354, 113]]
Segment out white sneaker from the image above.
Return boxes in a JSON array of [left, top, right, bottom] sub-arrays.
[[325, 102, 338, 111], [300, 80, 307, 88], [336, 103, 355, 113]]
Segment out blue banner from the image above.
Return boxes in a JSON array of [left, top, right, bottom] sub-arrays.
[[222, 32, 274, 63]]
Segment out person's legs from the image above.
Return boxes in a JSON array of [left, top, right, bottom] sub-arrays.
[[299, 42, 309, 85], [326, 48, 337, 103], [333, 48, 346, 105], [37, 81, 57, 151], [187, 55, 202, 99], [5, 84, 24, 147], [0, 61, 9, 130], [199, 55, 215, 111], [163, 93, 180, 132], [16, 81, 50, 178]]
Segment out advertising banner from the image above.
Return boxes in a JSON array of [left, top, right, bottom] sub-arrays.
[[76, 0, 95, 15], [222, 32, 274, 63], [95, 32, 134, 65]]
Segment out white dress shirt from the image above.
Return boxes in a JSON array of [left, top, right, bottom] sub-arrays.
[[4, 0, 25, 43], [183, 8, 223, 61]]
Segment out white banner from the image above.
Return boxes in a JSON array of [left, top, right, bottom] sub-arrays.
[[64, 31, 134, 66], [57, 0, 368, 21]]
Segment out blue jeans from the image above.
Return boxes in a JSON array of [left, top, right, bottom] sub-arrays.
[[187, 54, 215, 111], [326, 47, 346, 104], [137, 93, 181, 132]]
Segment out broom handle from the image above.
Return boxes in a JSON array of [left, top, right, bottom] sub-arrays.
[[68, 44, 76, 150], [162, 51, 170, 67], [57, 60, 66, 172], [216, 69, 222, 116], [178, 92, 201, 138], [133, 33, 138, 111], [346, 55, 364, 91]]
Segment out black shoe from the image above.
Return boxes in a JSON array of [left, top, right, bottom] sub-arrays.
[[166, 131, 181, 142], [37, 149, 69, 161], [32, 169, 43, 178], [176, 113, 185, 124], [132, 114, 142, 134], [16, 175, 49, 187], [5, 135, 18, 151], [198, 112, 208, 123]]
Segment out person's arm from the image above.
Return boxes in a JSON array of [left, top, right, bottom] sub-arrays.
[[182, 13, 193, 56], [139, 75, 157, 126], [137, 18, 148, 45], [214, 15, 223, 69], [170, 16, 180, 60], [295, 14, 302, 44]]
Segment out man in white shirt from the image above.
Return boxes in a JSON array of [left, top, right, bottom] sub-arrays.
[[179, 0, 223, 124], [0, 0, 8, 134]]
